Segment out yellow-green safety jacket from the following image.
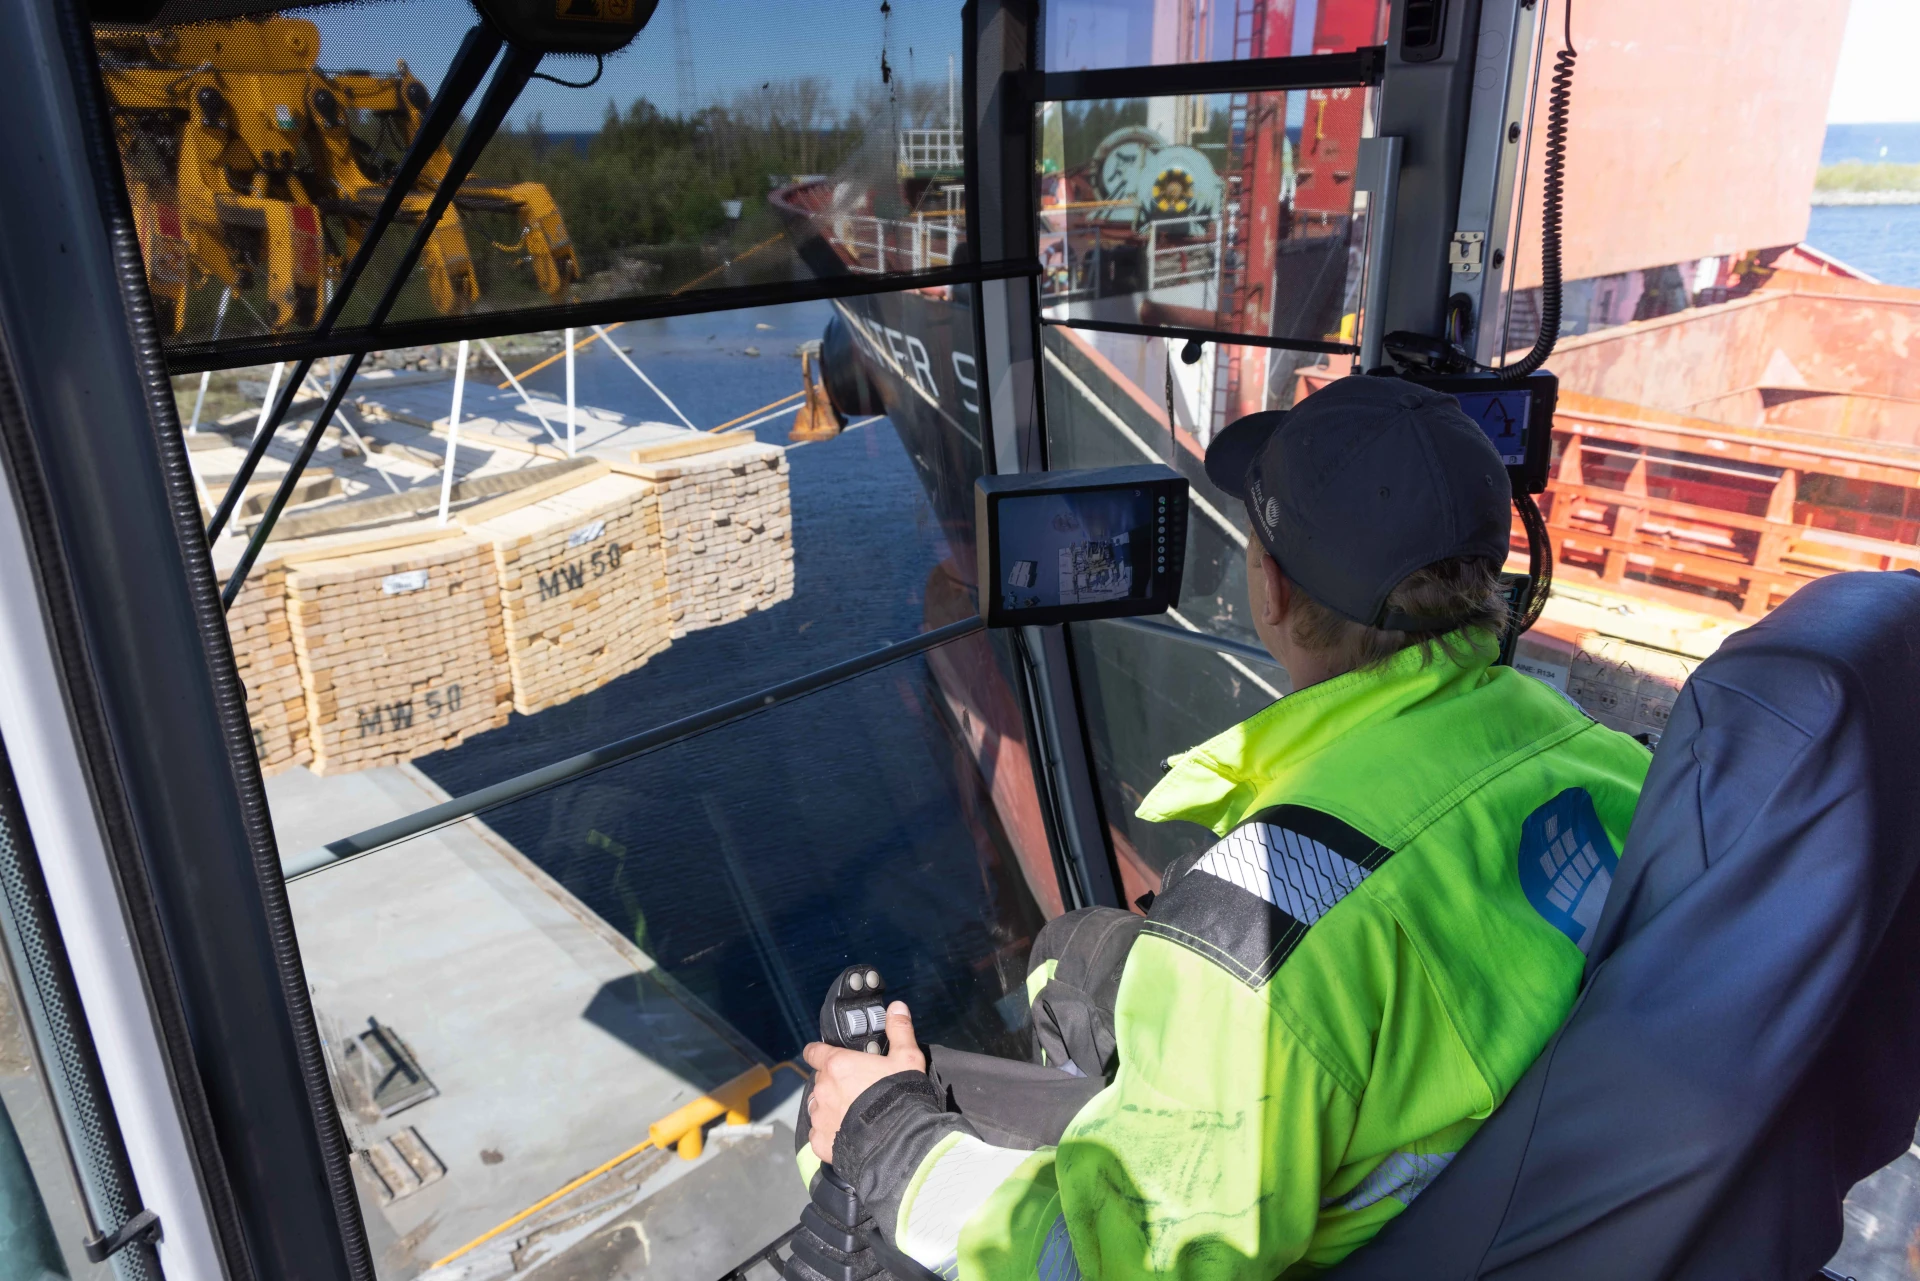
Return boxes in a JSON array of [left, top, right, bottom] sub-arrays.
[[828, 636, 1649, 1280]]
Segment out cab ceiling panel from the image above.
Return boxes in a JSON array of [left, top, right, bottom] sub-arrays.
[[91, 0, 1008, 371]]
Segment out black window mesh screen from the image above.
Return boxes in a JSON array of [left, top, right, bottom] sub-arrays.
[[1041, 0, 1388, 71], [95, 0, 984, 366]]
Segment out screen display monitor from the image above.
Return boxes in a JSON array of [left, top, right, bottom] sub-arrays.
[[1453, 388, 1532, 466], [975, 466, 1189, 627], [1410, 371, 1558, 494]]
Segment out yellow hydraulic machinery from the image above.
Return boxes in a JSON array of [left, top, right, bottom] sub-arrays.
[[96, 15, 580, 337]]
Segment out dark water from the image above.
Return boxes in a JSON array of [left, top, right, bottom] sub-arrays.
[[1806, 205, 1920, 287], [410, 301, 1043, 1064]]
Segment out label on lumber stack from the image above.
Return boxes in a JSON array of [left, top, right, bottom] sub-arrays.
[[466, 473, 673, 715], [227, 563, 312, 776], [285, 536, 510, 774], [623, 441, 795, 639]]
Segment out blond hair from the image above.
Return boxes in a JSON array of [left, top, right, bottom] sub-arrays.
[[1284, 557, 1510, 677]]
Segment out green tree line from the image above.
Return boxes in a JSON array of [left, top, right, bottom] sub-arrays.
[[470, 76, 955, 278], [1816, 160, 1920, 192]]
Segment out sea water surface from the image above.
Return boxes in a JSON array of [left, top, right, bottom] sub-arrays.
[[1808, 123, 1920, 286], [1807, 205, 1920, 287]]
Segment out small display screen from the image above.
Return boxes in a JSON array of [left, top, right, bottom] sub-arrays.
[[1454, 388, 1534, 466], [995, 487, 1166, 613], [976, 465, 1188, 627]]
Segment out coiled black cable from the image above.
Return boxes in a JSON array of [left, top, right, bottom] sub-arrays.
[[1498, 1, 1575, 646], [1516, 490, 1553, 633], [1500, 0, 1577, 384]]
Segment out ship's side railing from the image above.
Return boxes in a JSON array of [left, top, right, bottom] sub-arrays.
[[1144, 215, 1224, 295], [1034, 204, 1223, 304], [897, 127, 965, 176], [825, 213, 962, 274]]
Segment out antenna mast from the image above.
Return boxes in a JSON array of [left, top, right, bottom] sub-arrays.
[[672, 0, 696, 116]]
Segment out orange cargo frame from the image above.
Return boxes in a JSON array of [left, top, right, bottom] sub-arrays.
[[1521, 393, 1920, 620]]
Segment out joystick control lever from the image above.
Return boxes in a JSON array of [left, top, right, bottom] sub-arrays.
[[784, 965, 941, 1281], [820, 964, 890, 1055]]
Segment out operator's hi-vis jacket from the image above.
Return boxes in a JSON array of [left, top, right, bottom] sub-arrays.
[[832, 635, 1650, 1280]]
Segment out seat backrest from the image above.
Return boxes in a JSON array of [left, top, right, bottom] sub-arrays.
[[1330, 569, 1920, 1281]]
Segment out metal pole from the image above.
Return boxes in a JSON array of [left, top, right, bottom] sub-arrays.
[[1355, 134, 1404, 372], [250, 362, 284, 446], [1212, 212, 1225, 310], [294, 362, 397, 493], [308, 355, 401, 492], [185, 372, 212, 439], [591, 323, 697, 430], [479, 338, 564, 448], [332, 403, 399, 496], [564, 326, 576, 457], [438, 341, 468, 526], [185, 449, 224, 542]]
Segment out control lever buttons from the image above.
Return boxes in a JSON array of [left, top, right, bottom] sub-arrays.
[[820, 964, 890, 1055]]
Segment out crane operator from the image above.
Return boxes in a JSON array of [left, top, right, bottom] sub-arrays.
[[799, 376, 1652, 1280]]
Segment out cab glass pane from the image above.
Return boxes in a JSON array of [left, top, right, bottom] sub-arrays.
[[190, 293, 999, 856], [281, 652, 1045, 1276], [1043, 0, 1389, 70], [1042, 324, 1287, 894], [1037, 85, 1372, 350], [95, 0, 978, 361], [1487, 0, 1920, 766]]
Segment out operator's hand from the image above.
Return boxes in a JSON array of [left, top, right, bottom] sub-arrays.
[[802, 1001, 925, 1165]]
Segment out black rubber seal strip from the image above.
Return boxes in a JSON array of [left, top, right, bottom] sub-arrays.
[[1030, 46, 1384, 103], [1041, 315, 1358, 357], [163, 259, 1041, 375]]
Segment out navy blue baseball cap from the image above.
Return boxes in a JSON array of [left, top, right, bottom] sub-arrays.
[[1205, 376, 1512, 630]]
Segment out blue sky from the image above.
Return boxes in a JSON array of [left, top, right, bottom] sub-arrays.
[[304, 0, 1906, 132], [304, 0, 966, 131]]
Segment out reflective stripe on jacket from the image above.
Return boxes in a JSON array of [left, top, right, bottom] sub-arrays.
[[833, 634, 1650, 1280]]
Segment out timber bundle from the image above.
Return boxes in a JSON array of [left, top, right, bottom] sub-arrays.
[[228, 439, 794, 776]]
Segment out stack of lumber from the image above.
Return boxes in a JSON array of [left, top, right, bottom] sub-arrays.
[[462, 463, 673, 714], [625, 438, 795, 639], [282, 532, 512, 774], [227, 563, 312, 774], [218, 433, 797, 777]]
